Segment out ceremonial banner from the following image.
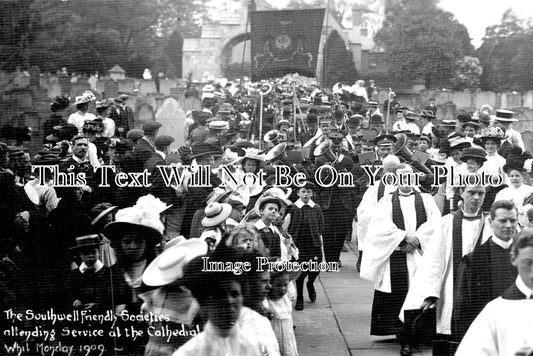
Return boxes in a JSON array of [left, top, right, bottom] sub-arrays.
[[250, 9, 326, 80]]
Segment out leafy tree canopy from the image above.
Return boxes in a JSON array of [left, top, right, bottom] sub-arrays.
[[375, 0, 473, 88], [0, 0, 210, 76]]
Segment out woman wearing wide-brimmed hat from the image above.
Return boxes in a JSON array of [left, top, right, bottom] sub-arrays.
[[67, 90, 96, 134], [199, 202, 233, 251], [495, 147, 533, 227], [102, 195, 169, 311], [140, 238, 208, 356], [62, 234, 130, 314], [478, 126, 507, 177], [173, 247, 271, 356]]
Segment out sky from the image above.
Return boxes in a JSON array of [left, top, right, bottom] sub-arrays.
[[264, 0, 533, 47], [439, 0, 533, 47]]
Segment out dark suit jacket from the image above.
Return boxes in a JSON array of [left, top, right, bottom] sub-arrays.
[[314, 154, 357, 211], [288, 203, 324, 248], [109, 105, 135, 134], [466, 238, 516, 327], [132, 138, 155, 172], [144, 152, 165, 173]]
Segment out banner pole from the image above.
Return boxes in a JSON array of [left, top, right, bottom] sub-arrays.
[[259, 93, 264, 150]]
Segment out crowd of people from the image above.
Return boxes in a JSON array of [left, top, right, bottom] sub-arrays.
[[0, 75, 532, 356]]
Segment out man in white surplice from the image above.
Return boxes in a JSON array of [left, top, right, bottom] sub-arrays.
[[356, 155, 400, 270], [360, 164, 441, 354], [400, 184, 493, 344]]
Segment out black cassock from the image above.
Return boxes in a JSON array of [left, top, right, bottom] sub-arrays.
[[370, 191, 427, 336]]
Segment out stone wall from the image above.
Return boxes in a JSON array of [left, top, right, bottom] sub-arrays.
[[0, 72, 187, 154], [3, 72, 533, 154], [377, 89, 533, 131]]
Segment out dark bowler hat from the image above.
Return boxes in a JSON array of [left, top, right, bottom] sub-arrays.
[[142, 121, 162, 135], [154, 135, 175, 147], [495, 109, 517, 122], [306, 114, 318, 124], [119, 94, 130, 101], [333, 110, 344, 119], [189, 143, 221, 159], [460, 147, 487, 163]]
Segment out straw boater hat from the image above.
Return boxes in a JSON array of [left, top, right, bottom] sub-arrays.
[[439, 119, 457, 128], [253, 187, 292, 215], [142, 238, 207, 287], [90, 202, 118, 227], [202, 202, 233, 228], [494, 109, 518, 122], [70, 234, 103, 252], [404, 110, 418, 121], [254, 195, 284, 215], [103, 195, 169, 242], [448, 135, 471, 151], [263, 142, 287, 162]]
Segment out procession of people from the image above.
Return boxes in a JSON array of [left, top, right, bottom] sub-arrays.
[[1, 75, 533, 356]]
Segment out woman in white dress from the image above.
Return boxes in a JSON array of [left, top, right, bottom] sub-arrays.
[[495, 149, 533, 227]]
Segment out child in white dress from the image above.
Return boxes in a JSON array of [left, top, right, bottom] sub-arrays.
[[267, 271, 299, 356]]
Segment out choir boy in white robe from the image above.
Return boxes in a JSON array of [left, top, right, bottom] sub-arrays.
[[360, 164, 441, 356], [356, 155, 400, 270], [456, 229, 533, 356], [401, 183, 492, 355]]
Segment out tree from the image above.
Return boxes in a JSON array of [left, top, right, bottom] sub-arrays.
[[451, 56, 482, 90], [323, 30, 358, 88], [0, 0, 211, 75], [477, 9, 532, 91], [375, 0, 473, 88], [484, 9, 527, 39]]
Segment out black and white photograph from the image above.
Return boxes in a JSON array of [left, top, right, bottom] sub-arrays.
[[1, 0, 533, 355]]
